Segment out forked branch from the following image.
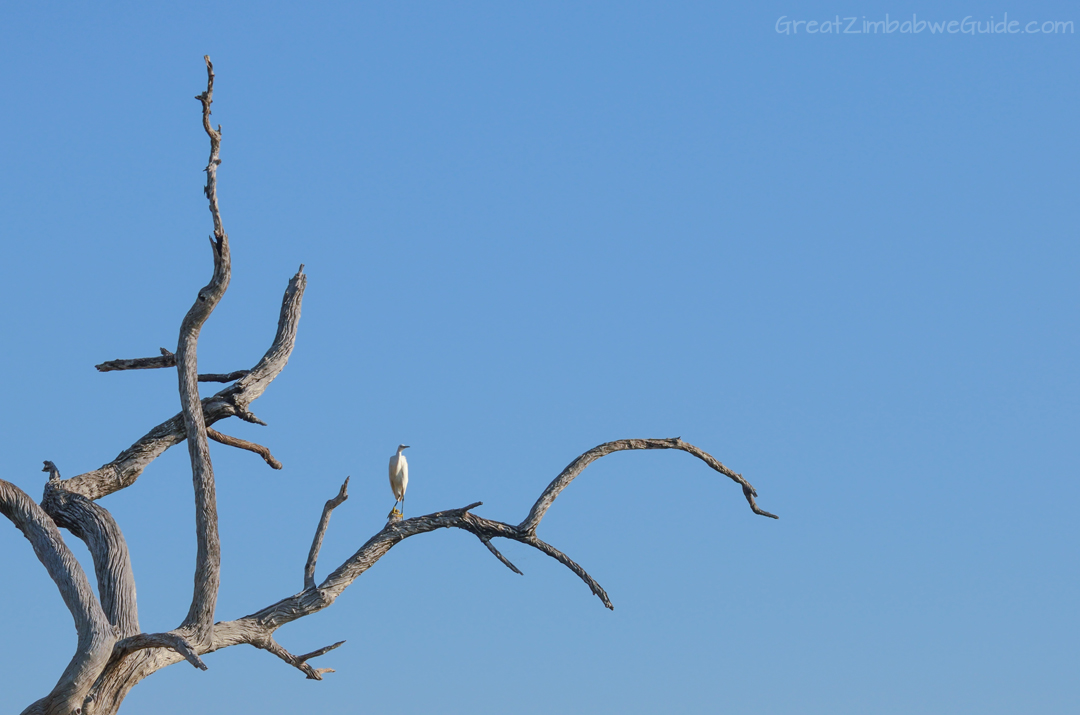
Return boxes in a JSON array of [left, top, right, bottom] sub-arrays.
[[212, 437, 775, 672], [257, 638, 343, 680], [60, 265, 306, 502]]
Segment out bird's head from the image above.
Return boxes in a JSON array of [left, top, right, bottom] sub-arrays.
[[398, 444, 410, 453]]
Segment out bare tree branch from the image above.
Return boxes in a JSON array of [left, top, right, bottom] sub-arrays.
[[1, 479, 116, 715], [478, 535, 523, 575], [235, 409, 268, 426], [42, 467, 141, 638], [57, 269, 306, 503], [519, 437, 779, 534], [96, 348, 250, 383], [295, 640, 346, 663], [207, 428, 282, 469], [76, 433, 776, 712], [112, 633, 207, 671], [198, 370, 251, 383], [305, 477, 349, 590], [176, 54, 230, 642], [256, 638, 337, 680], [95, 350, 175, 373]]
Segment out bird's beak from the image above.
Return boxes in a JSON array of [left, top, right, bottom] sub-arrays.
[[403, 445, 410, 449]]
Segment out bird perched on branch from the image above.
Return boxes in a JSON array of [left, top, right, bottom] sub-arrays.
[[388, 444, 409, 518]]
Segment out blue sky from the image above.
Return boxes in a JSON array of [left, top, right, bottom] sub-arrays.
[[1, 2, 1077, 713]]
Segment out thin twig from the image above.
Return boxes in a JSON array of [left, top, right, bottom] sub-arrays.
[[296, 640, 345, 663], [478, 535, 523, 575], [259, 638, 336, 680]]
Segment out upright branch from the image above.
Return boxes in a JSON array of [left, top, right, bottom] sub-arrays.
[[178, 55, 231, 642], [305, 477, 350, 590]]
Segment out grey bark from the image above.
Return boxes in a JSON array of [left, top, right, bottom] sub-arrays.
[[41, 462, 140, 638], [1, 479, 116, 715], [1, 57, 778, 715]]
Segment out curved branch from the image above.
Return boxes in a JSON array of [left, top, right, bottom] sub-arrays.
[[519, 437, 779, 533], [1, 479, 116, 715], [42, 475, 140, 638], [220, 437, 776, 635], [207, 428, 282, 469]]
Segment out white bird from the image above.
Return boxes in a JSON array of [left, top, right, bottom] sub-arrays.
[[388, 444, 410, 517]]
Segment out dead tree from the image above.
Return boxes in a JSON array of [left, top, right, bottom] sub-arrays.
[[0, 58, 778, 715]]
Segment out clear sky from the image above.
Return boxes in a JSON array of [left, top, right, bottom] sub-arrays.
[[1, 2, 1077, 714]]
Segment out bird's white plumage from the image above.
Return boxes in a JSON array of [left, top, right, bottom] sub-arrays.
[[389, 446, 409, 502]]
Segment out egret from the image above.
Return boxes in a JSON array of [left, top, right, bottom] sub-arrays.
[[388, 444, 410, 518]]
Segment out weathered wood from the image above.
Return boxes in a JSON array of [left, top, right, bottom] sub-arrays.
[[1, 479, 116, 715], [58, 268, 305, 502], [305, 477, 349, 589], [42, 463, 140, 638], [6, 59, 778, 715], [176, 55, 230, 644], [519, 437, 779, 534], [96, 348, 250, 383], [207, 428, 282, 469]]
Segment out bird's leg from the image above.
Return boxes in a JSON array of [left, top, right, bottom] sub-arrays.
[[400, 494, 405, 517]]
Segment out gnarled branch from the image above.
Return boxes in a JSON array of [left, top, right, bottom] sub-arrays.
[[41, 472, 141, 638], [1, 479, 117, 715], [176, 55, 230, 641]]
